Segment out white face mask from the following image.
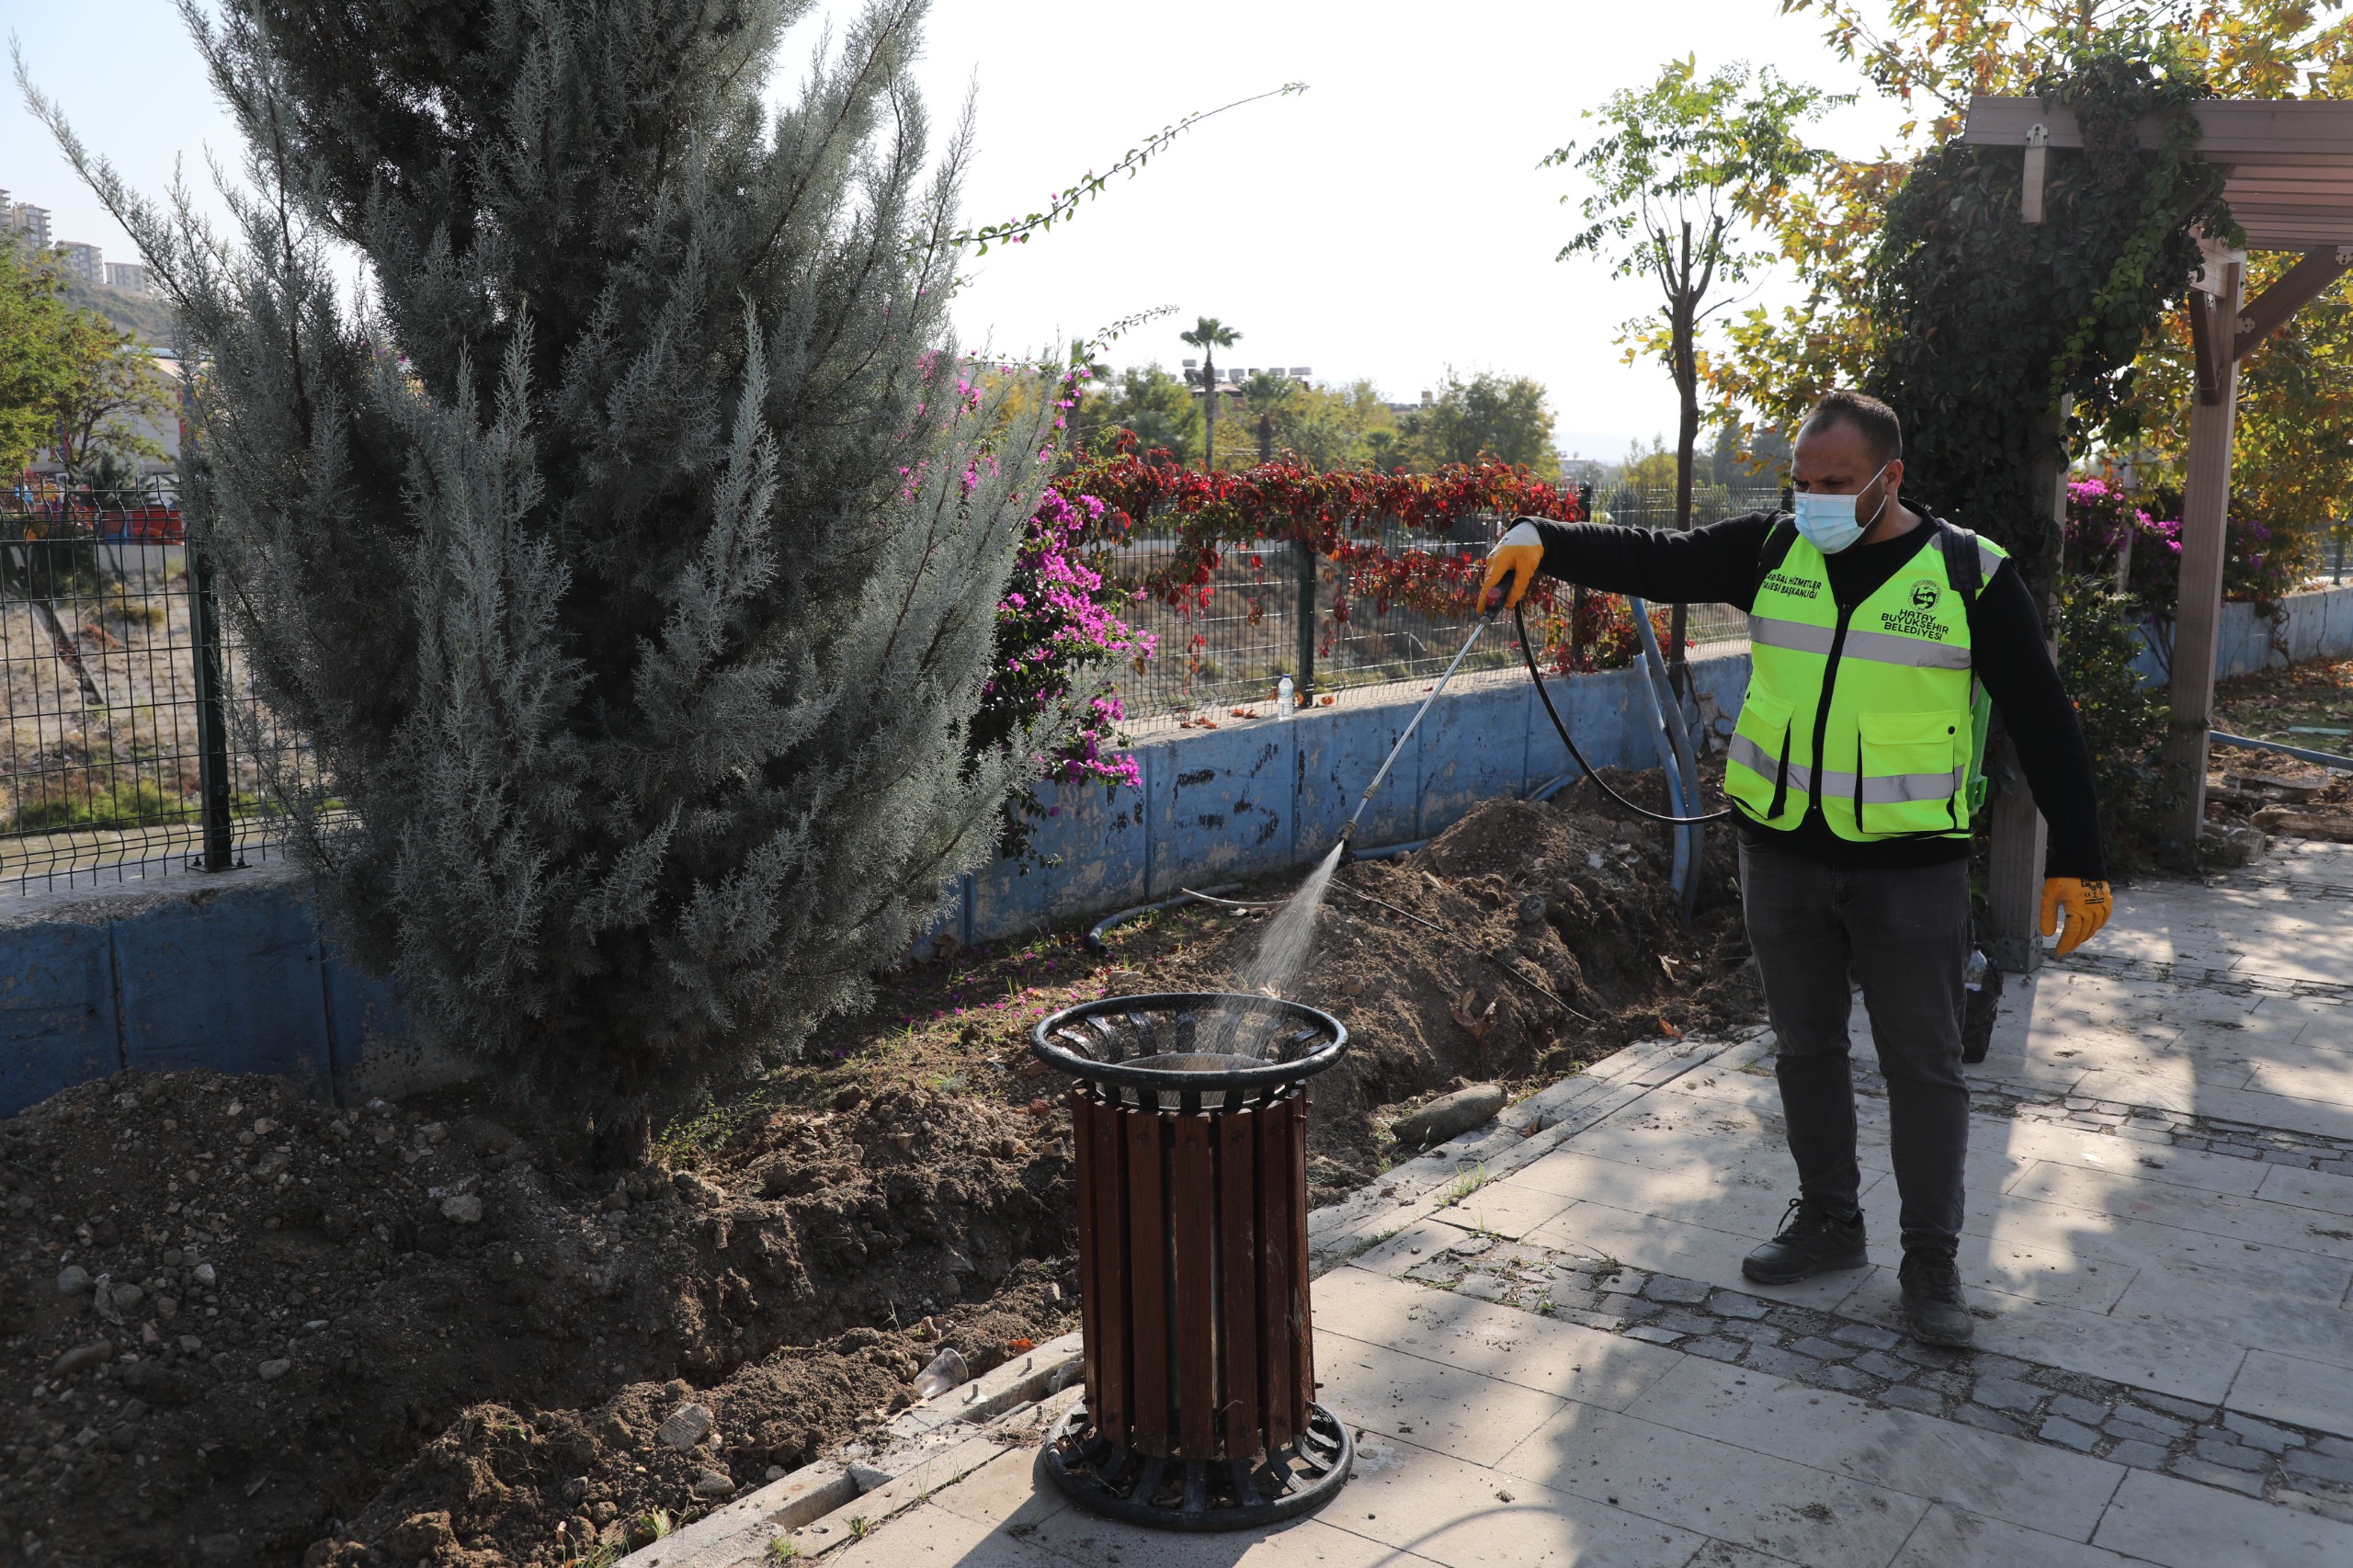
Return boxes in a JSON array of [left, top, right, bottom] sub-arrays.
[[1791, 461, 1893, 553]]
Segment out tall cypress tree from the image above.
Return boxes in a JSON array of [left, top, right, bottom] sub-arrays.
[[38, 0, 1052, 1122]]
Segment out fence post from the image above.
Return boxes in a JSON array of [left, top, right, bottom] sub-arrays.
[[1295, 537, 1317, 699], [188, 540, 235, 871]]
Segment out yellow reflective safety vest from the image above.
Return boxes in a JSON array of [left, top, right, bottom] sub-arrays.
[[1726, 519, 2006, 842]]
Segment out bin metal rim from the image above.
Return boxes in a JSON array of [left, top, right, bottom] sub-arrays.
[[1030, 992, 1348, 1092]]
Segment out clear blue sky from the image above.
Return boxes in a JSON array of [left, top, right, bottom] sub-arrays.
[[9, 1, 1909, 461]]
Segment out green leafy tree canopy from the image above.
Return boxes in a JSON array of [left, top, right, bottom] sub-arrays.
[[1268, 379, 1397, 471], [1712, 1, 2353, 448], [0, 244, 74, 476], [1548, 57, 1844, 531], [1079, 364, 1205, 463], [1404, 370, 1559, 474], [0, 244, 173, 481], [1859, 39, 2229, 596]]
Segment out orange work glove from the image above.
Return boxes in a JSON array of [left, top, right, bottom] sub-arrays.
[[1480, 518, 1547, 611], [2040, 877, 2113, 957]]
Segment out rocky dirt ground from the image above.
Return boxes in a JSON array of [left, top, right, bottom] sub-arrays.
[[2206, 657, 2353, 842], [1, 768, 1762, 1568]]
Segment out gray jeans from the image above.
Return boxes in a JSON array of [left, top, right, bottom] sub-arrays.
[[1737, 837, 1972, 1254]]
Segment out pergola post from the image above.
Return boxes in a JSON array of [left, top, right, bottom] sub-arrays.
[[2158, 260, 2245, 867], [1984, 400, 2069, 972]]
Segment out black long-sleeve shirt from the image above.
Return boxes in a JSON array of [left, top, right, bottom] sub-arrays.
[[1527, 511, 2106, 881]]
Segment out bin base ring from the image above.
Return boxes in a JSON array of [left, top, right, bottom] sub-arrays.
[[1041, 1401, 1353, 1531]]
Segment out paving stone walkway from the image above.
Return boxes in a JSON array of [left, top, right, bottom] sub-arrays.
[[780, 840, 2353, 1567]]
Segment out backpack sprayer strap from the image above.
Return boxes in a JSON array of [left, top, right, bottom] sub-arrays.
[[1932, 520, 1997, 813]]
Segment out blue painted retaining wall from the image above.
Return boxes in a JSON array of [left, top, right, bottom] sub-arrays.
[[2130, 582, 2353, 686], [0, 648, 1751, 1117], [945, 648, 1752, 949], [0, 869, 460, 1119]]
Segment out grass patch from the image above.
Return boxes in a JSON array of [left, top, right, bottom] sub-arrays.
[[107, 600, 169, 629], [7, 775, 193, 834], [1439, 1163, 1491, 1208]]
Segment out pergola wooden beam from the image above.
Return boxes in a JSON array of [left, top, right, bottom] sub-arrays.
[[1963, 101, 2353, 249], [1959, 95, 2353, 919], [2238, 246, 2353, 358]]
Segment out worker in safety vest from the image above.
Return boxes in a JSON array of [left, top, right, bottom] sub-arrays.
[[1481, 390, 2111, 1347]]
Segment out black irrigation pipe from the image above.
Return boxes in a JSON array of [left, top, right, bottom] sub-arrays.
[[1177, 886, 1281, 910], [1082, 883, 1245, 955]]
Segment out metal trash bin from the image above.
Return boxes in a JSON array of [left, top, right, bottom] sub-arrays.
[[1031, 992, 1353, 1529]]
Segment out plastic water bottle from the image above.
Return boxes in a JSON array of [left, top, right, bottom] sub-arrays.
[[912, 1346, 968, 1400], [1963, 948, 1989, 993], [1277, 676, 1294, 719]]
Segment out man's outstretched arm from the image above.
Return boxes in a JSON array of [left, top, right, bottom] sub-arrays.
[[1485, 512, 1779, 612]]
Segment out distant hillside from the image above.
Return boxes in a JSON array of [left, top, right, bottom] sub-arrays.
[[60, 271, 178, 347]]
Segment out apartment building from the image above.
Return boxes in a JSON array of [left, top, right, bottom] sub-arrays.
[[0, 192, 52, 253], [56, 240, 104, 285]]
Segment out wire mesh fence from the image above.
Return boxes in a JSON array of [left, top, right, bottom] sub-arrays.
[[1088, 486, 1784, 718], [0, 476, 1786, 887], [0, 485, 317, 894]]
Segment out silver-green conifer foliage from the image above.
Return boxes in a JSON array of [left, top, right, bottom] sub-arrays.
[[33, 0, 1057, 1109]]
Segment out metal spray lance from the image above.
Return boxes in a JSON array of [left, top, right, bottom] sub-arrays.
[[1334, 592, 1506, 856]]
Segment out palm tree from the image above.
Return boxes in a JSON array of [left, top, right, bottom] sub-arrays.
[[1179, 316, 1240, 472], [1065, 337, 1110, 390]]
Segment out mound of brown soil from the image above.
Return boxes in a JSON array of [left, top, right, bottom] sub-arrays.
[[0, 765, 1762, 1567], [2, 1073, 1075, 1567]]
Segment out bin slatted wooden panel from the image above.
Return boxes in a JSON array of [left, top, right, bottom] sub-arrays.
[[1072, 1083, 1314, 1461]]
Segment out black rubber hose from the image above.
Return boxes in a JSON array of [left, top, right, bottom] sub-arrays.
[[1082, 883, 1245, 955], [1514, 602, 1734, 827]]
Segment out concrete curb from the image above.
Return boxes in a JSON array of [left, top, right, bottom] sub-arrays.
[[620, 1332, 1083, 1567]]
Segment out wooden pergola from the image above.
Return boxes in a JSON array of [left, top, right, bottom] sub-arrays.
[[1960, 97, 2353, 963]]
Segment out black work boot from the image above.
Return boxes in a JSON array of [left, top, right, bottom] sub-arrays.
[[1741, 1198, 1868, 1285], [1899, 1247, 1976, 1346]]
